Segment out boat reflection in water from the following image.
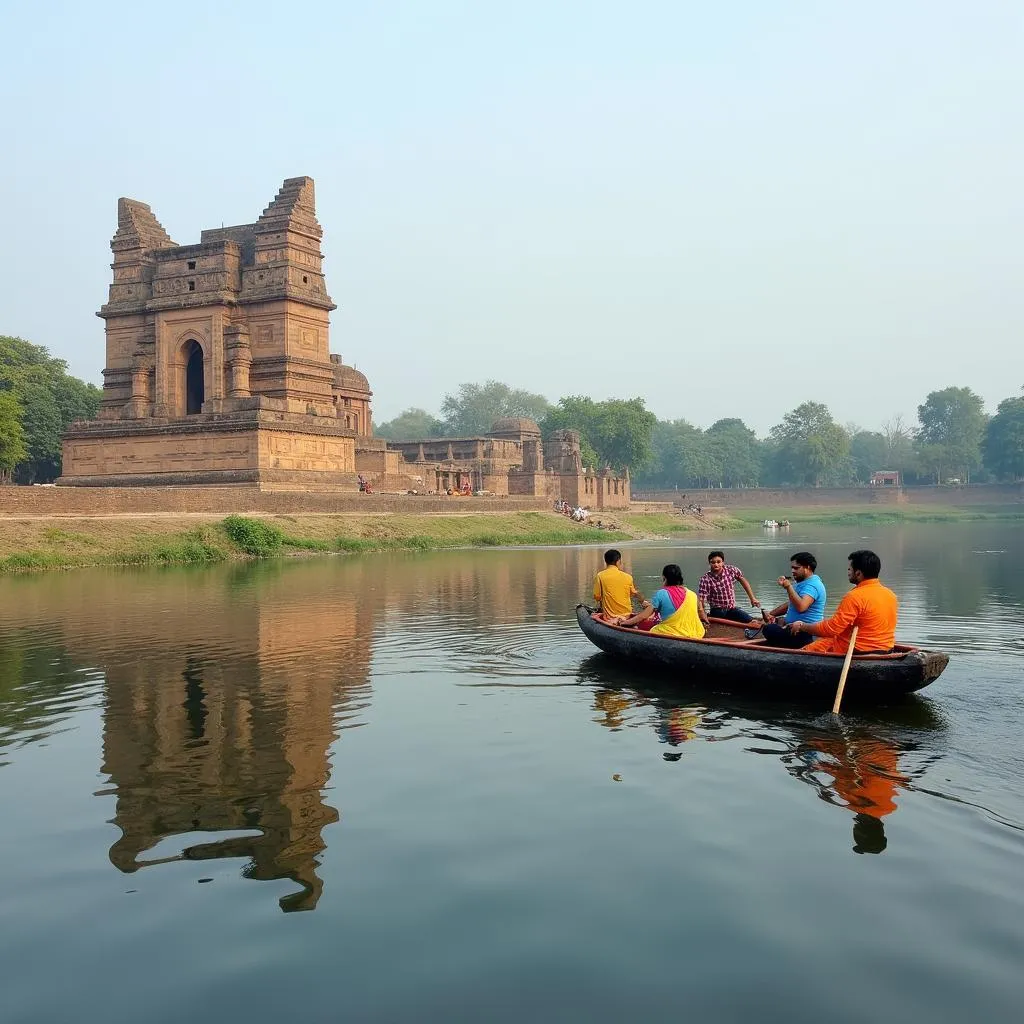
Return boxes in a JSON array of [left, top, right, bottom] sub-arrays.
[[579, 654, 945, 855]]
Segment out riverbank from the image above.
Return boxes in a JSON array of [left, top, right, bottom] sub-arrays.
[[723, 505, 1024, 525], [0, 509, 736, 573], [2, 504, 1017, 573]]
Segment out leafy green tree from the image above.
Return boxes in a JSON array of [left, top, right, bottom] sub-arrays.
[[768, 402, 850, 486], [705, 418, 762, 486], [18, 382, 63, 483], [849, 430, 889, 483], [638, 419, 704, 487], [916, 387, 987, 484], [375, 407, 446, 440], [0, 391, 27, 482], [982, 392, 1024, 480], [440, 380, 551, 436], [542, 396, 657, 472], [0, 335, 102, 482], [53, 373, 102, 428]]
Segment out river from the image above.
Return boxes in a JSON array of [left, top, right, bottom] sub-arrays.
[[0, 522, 1021, 1023]]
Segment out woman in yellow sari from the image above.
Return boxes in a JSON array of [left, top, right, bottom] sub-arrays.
[[613, 564, 706, 639]]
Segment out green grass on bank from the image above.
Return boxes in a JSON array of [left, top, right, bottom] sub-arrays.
[[726, 505, 1024, 526], [615, 511, 747, 534], [8, 502, 1016, 574], [0, 512, 634, 573]]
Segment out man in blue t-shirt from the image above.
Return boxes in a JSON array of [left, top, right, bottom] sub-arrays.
[[755, 551, 827, 649]]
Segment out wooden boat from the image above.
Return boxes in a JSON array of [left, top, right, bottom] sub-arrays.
[[575, 605, 949, 702]]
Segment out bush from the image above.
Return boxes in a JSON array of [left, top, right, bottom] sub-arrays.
[[281, 535, 330, 552], [223, 515, 284, 556]]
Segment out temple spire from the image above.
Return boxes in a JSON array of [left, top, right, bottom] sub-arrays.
[[112, 198, 176, 253], [257, 176, 321, 237]]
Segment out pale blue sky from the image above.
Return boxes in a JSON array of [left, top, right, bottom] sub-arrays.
[[1, 0, 1021, 433]]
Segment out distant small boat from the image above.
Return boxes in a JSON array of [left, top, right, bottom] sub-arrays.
[[575, 605, 949, 703]]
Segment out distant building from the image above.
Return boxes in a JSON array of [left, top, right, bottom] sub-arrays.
[[381, 418, 630, 509], [869, 471, 901, 487]]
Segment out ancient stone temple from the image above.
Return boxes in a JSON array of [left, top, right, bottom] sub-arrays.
[[60, 177, 373, 488], [384, 418, 631, 509]]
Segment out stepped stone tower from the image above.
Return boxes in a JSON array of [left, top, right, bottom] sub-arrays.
[[60, 177, 373, 488]]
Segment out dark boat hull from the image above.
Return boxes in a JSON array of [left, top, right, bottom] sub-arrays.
[[576, 605, 949, 703]]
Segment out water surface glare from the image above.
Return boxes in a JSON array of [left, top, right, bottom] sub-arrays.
[[1, 523, 1022, 1023]]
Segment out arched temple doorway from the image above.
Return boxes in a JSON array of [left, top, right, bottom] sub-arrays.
[[184, 340, 204, 415]]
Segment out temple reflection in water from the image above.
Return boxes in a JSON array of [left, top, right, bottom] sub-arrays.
[[92, 562, 379, 911], [0, 549, 592, 912]]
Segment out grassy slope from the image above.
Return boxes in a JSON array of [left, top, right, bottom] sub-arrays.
[[0, 512, 645, 572], [724, 505, 1024, 525], [2, 503, 1017, 573]]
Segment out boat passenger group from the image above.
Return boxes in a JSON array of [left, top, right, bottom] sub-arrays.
[[592, 548, 900, 655]]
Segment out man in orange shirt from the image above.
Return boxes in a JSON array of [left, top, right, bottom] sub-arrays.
[[593, 549, 647, 619], [790, 550, 898, 654]]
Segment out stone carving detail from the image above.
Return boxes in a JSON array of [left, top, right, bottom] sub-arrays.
[[225, 324, 252, 399]]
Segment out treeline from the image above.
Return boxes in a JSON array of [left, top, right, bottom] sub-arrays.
[[3, 345, 1022, 487], [378, 382, 1024, 486], [0, 337, 102, 483]]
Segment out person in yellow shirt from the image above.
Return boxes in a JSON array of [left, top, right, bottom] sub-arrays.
[[593, 549, 645, 619], [790, 550, 898, 654]]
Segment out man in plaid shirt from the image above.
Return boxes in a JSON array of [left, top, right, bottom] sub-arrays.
[[697, 550, 761, 623]]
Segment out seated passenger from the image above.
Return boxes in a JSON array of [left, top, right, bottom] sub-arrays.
[[614, 564, 706, 640], [593, 549, 646, 619], [755, 551, 826, 648], [789, 550, 898, 654], [697, 550, 761, 623]]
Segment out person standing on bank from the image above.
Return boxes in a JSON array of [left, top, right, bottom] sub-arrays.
[[593, 549, 647, 620], [696, 550, 760, 623], [756, 551, 827, 648], [789, 550, 898, 654]]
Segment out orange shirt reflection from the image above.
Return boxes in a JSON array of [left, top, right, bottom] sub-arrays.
[[810, 734, 908, 818]]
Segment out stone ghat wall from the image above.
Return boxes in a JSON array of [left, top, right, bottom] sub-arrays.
[[631, 485, 1024, 507], [626, 501, 678, 514], [0, 487, 554, 517]]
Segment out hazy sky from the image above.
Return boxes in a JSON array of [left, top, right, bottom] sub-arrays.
[[1, 1, 1021, 434]]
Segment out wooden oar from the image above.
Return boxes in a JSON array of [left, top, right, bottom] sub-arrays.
[[831, 626, 860, 715]]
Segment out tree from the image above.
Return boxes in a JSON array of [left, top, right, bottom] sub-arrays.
[[874, 414, 918, 479], [542, 396, 657, 472], [982, 393, 1024, 480], [440, 380, 551, 436], [17, 381, 63, 483], [704, 418, 762, 487], [768, 402, 850, 486], [849, 430, 888, 483], [375, 407, 445, 440], [637, 419, 707, 487], [0, 335, 102, 483], [916, 386, 987, 484], [0, 391, 27, 482]]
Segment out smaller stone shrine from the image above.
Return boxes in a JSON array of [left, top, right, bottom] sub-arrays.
[[383, 418, 631, 509]]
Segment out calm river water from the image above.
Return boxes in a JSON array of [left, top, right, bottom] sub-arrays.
[[1, 522, 1022, 1023]]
